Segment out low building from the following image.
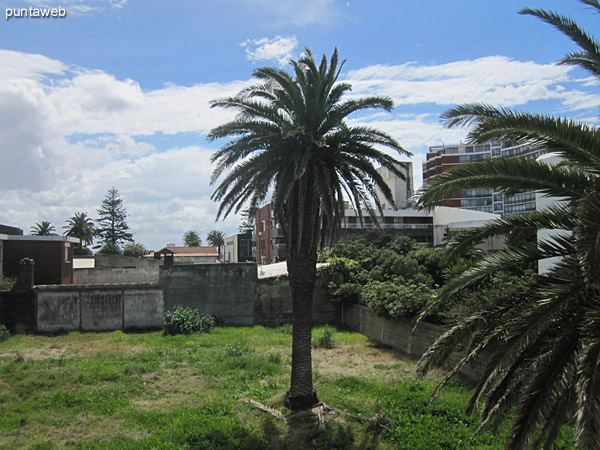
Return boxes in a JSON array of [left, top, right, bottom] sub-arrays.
[[146, 245, 219, 264], [342, 207, 502, 249], [342, 208, 434, 245], [223, 232, 253, 263], [0, 224, 79, 285]]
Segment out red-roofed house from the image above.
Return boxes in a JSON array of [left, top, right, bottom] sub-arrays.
[[146, 245, 219, 264]]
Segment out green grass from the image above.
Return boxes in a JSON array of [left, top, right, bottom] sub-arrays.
[[0, 326, 576, 449]]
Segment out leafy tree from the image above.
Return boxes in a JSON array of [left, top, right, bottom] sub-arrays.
[[96, 187, 133, 251], [183, 230, 202, 247], [206, 230, 226, 261], [122, 242, 148, 257], [415, 2, 600, 448], [209, 49, 408, 410], [63, 212, 97, 254], [97, 242, 122, 255], [321, 236, 439, 318]]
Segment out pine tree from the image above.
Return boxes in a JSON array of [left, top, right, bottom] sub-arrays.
[[96, 187, 133, 251], [238, 207, 256, 234]]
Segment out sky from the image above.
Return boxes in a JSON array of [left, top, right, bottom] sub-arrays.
[[0, 0, 599, 250]]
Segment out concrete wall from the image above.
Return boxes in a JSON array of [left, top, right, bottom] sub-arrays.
[[73, 254, 161, 285], [160, 263, 340, 326], [95, 254, 161, 269], [161, 263, 257, 325], [340, 304, 485, 381], [35, 284, 163, 333], [74, 266, 159, 285], [255, 278, 339, 327]]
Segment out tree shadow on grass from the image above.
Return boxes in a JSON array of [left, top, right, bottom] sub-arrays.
[[260, 411, 381, 450]]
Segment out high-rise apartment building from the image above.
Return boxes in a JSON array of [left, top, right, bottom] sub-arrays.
[[422, 140, 547, 215]]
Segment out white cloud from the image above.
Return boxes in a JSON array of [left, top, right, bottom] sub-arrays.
[[109, 0, 127, 8], [1, 49, 597, 249], [235, 0, 339, 27], [241, 36, 298, 65], [0, 50, 67, 81], [346, 56, 572, 107]]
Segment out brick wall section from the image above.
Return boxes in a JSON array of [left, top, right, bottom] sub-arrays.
[[341, 304, 486, 381]]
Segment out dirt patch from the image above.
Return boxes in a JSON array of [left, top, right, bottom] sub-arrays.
[[0, 380, 11, 394], [0, 414, 147, 448], [132, 368, 223, 411], [0, 340, 147, 361], [313, 341, 416, 381]]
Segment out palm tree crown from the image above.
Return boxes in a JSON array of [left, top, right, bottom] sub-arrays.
[[64, 212, 97, 249], [415, 2, 600, 448], [30, 221, 56, 236], [209, 48, 409, 410], [206, 230, 226, 261]]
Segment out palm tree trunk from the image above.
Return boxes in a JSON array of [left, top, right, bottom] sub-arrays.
[[285, 253, 319, 410]]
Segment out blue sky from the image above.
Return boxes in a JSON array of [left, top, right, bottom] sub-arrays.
[[0, 0, 598, 250]]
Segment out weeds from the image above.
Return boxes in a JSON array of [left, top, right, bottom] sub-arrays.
[[313, 327, 336, 349], [225, 343, 251, 357], [0, 324, 10, 343], [0, 327, 577, 449]]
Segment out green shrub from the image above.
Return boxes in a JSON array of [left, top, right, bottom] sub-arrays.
[[362, 281, 433, 319], [162, 307, 216, 336], [313, 327, 335, 349], [0, 277, 16, 292], [0, 324, 10, 342]]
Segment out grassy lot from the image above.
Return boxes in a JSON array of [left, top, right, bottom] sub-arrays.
[[0, 326, 576, 449]]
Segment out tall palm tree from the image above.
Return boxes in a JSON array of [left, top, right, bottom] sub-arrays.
[[30, 220, 56, 236], [415, 2, 600, 448], [206, 230, 226, 261], [64, 212, 97, 253], [209, 48, 409, 410]]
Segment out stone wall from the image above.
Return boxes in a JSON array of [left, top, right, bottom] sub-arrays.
[[35, 284, 163, 333], [340, 304, 485, 381]]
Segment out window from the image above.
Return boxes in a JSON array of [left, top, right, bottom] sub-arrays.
[[64, 243, 71, 263]]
